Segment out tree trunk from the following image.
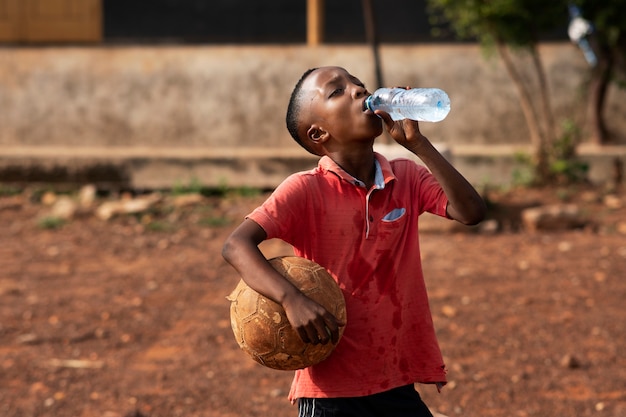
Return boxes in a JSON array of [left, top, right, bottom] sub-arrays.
[[588, 53, 612, 144], [530, 46, 556, 145], [496, 41, 550, 182], [362, 0, 383, 89]]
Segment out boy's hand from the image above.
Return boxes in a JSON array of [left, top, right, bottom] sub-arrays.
[[375, 109, 430, 154], [282, 291, 345, 345]]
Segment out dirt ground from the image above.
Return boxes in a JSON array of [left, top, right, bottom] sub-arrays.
[[1, 184, 625, 417]]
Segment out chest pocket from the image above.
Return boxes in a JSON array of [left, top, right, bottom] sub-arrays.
[[382, 207, 406, 222], [374, 207, 408, 241]]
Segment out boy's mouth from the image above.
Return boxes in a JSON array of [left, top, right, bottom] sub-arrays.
[[362, 96, 372, 112]]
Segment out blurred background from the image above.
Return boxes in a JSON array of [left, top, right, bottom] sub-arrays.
[[1, 2, 625, 417], [1, 0, 624, 190]]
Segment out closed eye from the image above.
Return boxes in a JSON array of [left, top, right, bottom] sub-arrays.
[[329, 88, 343, 98]]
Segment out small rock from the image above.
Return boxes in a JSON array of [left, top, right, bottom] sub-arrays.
[[16, 333, 39, 345], [50, 196, 77, 220], [557, 241, 573, 252], [172, 193, 204, 208], [478, 219, 499, 234], [96, 194, 161, 220], [521, 204, 586, 231], [560, 354, 581, 369], [79, 184, 97, 208], [270, 388, 283, 398], [40, 191, 57, 206], [594, 271, 607, 282], [603, 194, 622, 209], [30, 381, 48, 394], [441, 305, 457, 318]]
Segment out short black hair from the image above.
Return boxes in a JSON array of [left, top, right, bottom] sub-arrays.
[[286, 68, 319, 155]]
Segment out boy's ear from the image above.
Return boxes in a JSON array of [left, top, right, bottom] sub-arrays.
[[306, 124, 329, 145]]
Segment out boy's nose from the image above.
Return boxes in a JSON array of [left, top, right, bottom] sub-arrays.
[[353, 86, 367, 98]]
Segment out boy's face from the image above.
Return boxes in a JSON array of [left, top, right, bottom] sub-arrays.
[[299, 66, 383, 150]]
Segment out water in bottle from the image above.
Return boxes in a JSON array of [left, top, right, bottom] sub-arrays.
[[364, 87, 451, 122]]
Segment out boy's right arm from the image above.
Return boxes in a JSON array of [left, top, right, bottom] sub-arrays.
[[222, 219, 343, 345]]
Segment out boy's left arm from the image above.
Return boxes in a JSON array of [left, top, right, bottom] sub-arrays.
[[377, 113, 487, 225], [411, 138, 486, 225]]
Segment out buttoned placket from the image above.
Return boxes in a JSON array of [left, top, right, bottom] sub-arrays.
[[332, 157, 387, 240], [364, 185, 382, 239], [353, 160, 386, 240]]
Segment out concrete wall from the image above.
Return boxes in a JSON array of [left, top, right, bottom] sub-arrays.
[[0, 44, 624, 189]]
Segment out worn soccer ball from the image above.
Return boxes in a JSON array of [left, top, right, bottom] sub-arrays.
[[227, 256, 347, 370]]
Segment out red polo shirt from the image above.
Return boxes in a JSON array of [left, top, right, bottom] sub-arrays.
[[247, 153, 449, 401]]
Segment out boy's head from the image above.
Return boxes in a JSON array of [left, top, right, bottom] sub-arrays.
[[285, 66, 382, 156], [286, 68, 319, 155]]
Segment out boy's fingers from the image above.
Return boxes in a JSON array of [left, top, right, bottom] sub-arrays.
[[313, 322, 331, 345], [297, 327, 312, 344], [325, 315, 346, 344], [327, 325, 340, 344], [374, 110, 392, 124]]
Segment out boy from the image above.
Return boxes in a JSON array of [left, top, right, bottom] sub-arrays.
[[222, 66, 486, 417]]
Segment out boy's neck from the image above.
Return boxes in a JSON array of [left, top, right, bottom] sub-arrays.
[[328, 149, 377, 189]]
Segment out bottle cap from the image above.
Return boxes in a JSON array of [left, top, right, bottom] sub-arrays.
[[364, 95, 374, 112]]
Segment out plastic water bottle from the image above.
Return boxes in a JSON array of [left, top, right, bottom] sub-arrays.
[[364, 88, 451, 122]]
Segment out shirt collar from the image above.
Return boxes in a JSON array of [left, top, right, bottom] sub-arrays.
[[318, 152, 396, 189]]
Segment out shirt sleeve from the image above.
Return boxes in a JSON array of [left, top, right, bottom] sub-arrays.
[[411, 162, 450, 218], [246, 173, 310, 243]]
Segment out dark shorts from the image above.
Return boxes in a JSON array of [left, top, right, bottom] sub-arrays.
[[297, 385, 434, 417]]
